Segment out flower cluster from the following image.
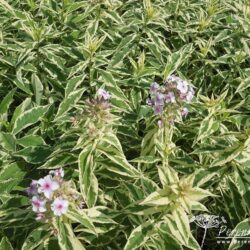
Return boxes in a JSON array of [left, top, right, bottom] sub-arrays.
[[27, 168, 84, 221], [70, 88, 111, 129], [82, 88, 113, 136], [147, 75, 194, 124], [95, 88, 111, 110]]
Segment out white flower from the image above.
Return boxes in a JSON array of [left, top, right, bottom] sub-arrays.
[[177, 80, 188, 94], [165, 92, 176, 103], [32, 196, 46, 213], [97, 88, 110, 100], [38, 175, 59, 199], [51, 198, 69, 216]]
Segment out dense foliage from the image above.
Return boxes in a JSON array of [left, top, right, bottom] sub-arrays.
[[0, 0, 250, 249]]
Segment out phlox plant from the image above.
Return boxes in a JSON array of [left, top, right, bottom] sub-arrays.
[[0, 0, 250, 250]]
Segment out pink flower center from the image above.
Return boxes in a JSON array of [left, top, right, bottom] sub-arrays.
[[56, 204, 63, 210], [44, 183, 51, 190], [33, 201, 41, 207]]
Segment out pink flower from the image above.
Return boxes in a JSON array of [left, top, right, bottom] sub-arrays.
[[167, 75, 178, 82], [27, 180, 38, 196], [32, 196, 46, 213], [97, 88, 110, 100], [38, 175, 59, 199], [177, 80, 188, 94], [181, 107, 189, 117], [51, 198, 69, 216], [154, 105, 163, 115], [150, 82, 159, 93], [154, 93, 165, 105], [165, 92, 176, 103], [146, 98, 153, 106], [36, 213, 45, 221], [186, 91, 194, 102], [55, 168, 64, 178], [158, 120, 164, 128]]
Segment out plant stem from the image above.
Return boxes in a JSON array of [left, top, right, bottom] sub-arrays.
[[201, 226, 208, 249]]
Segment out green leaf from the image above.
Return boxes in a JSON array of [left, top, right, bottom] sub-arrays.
[[0, 162, 25, 194], [166, 208, 200, 250], [109, 34, 137, 67], [163, 44, 193, 78], [211, 144, 243, 167], [124, 221, 154, 250], [228, 218, 250, 250], [31, 74, 43, 105], [16, 135, 46, 147], [53, 219, 85, 250], [98, 69, 132, 112], [0, 88, 15, 116], [197, 116, 220, 142], [0, 236, 13, 250], [236, 77, 250, 93], [140, 191, 171, 206], [55, 89, 84, 118], [22, 226, 50, 250], [65, 74, 86, 97], [130, 155, 161, 164], [158, 225, 183, 250], [66, 209, 96, 235], [235, 148, 250, 168], [185, 187, 214, 201], [235, 168, 250, 210], [79, 145, 98, 207], [0, 132, 16, 151], [39, 153, 76, 169], [228, 178, 246, 219], [0, 0, 13, 10], [97, 145, 139, 177], [10, 98, 31, 129], [12, 105, 50, 135], [14, 146, 52, 164]]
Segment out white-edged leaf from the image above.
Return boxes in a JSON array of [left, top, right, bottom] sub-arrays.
[[0, 236, 13, 250], [66, 209, 96, 235], [12, 105, 50, 134], [124, 220, 154, 250], [79, 145, 98, 208], [53, 219, 85, 250], [22, 226, 50, 250], [31, 74, 43, 105], [56, 89, 84, 118]]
